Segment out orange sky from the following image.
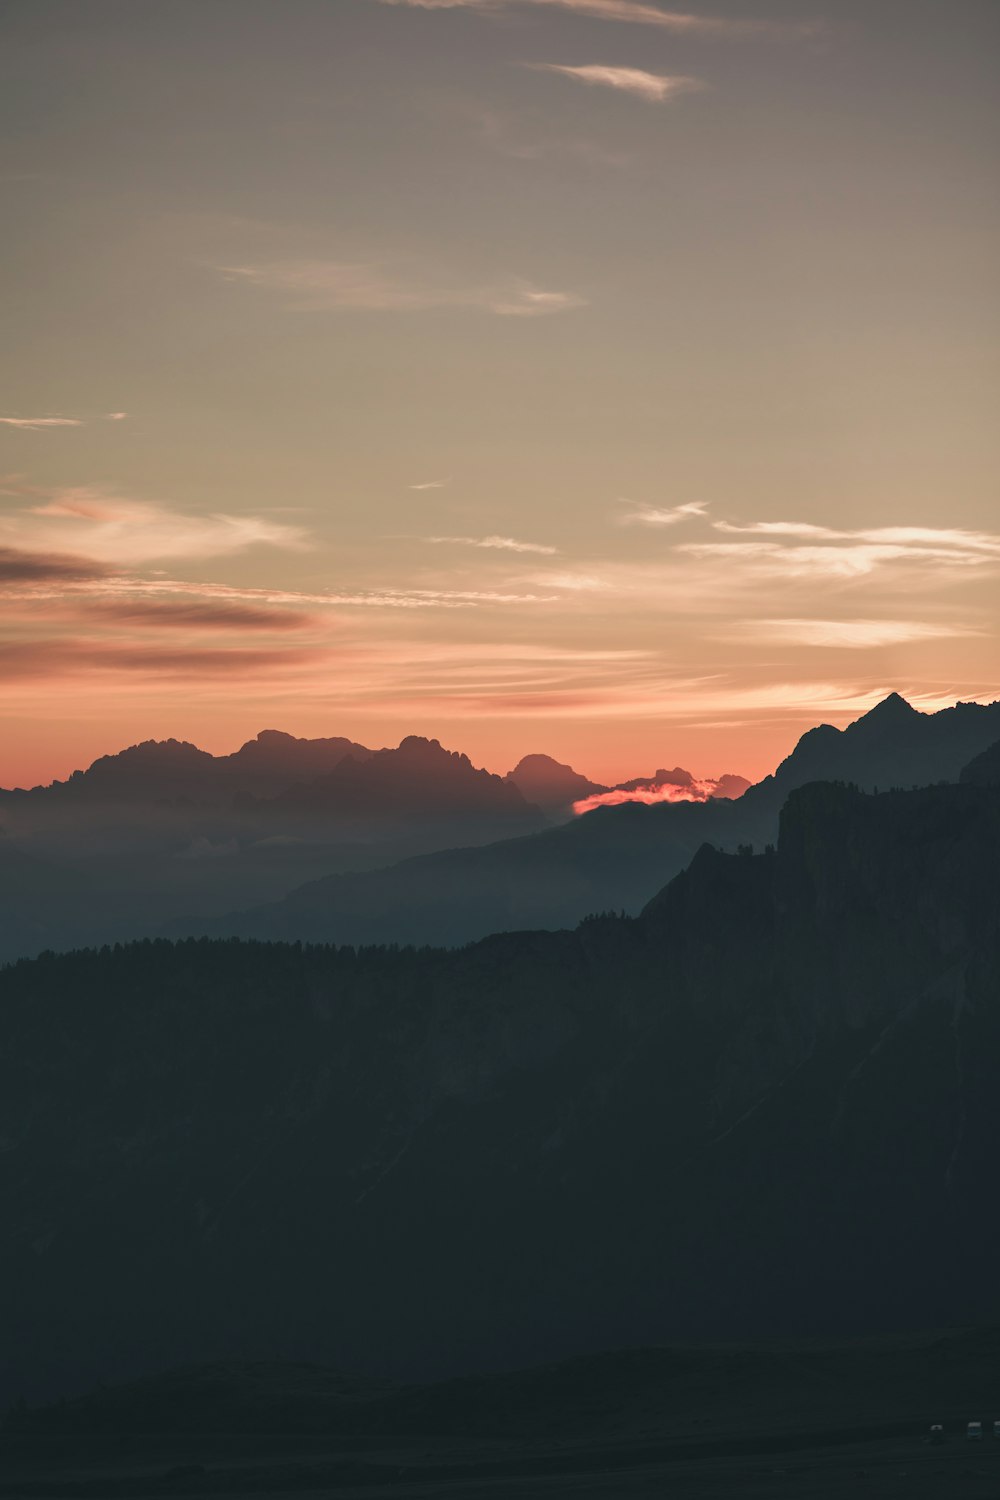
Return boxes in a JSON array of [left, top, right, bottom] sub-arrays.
[[2, 0, 998, 790]]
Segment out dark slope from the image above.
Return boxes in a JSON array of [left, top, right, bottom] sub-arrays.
[[3, 777, 998, 1404], [190, 791, 766, 946], [962, 736, 1000, 787], [193, 695, 1000, 947]]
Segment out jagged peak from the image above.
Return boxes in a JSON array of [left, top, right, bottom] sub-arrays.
[[856, 692, 919, 725]]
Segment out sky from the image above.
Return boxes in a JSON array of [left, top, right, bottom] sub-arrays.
[[1, 0, 998, 788]]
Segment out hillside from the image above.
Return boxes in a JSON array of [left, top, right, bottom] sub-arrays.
[[3, 772, 998, 1408]]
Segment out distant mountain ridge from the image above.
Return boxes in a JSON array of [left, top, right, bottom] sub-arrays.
[[191, 695, 1000, 948]]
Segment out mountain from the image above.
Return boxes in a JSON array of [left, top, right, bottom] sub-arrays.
[[270, 735, 542, 824], [0, 731, 374, 804], [0, 734, 544, 962], [505, 753, 608, 815], [3, 772, 998, 1405], [195, 695, 1000, 948], [748, 692, 1000, 805]]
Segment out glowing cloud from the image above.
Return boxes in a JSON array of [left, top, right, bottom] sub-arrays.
[[527, 65, 704, 104], [377, 0, 816, 38], [573, 773, 742, 813], [618, 501, 708, 526], [0, 486, 307, 565]]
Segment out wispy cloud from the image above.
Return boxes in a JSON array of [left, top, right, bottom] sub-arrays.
[[378, 0, 817, 38], [0, 484, 307, 565], [410, 479, 448, 490], [85, 600, 314, 631], [425, 533, 558, 554], [0, 545, 112, 584], [0, 416, 83, 430], [0, 640, 319, 683], [523, 570, 610, 590], [105, 412, 128, 422], [732, 618, 985, 649], [220, 261, 585, 317], [526, 64, 704, 103], [618, 500, 708, 526], [685, 521, 1000, 580], [3, 571, 558, 611]]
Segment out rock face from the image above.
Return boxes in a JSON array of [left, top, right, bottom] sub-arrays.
[[2, 775, 998, 1404]]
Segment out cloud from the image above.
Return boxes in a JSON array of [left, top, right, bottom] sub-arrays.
[[410, 479, 448, 490], [426, 534, 558, 554], [0, 485, 307, 565], [526, 64, 704, 103], [732, 618, 984, 649], [617, 500, 708, 526], [523, 570, 610, 590], [573, 773, 736, 813], [219, 261, 585, 317], [105, 412, 128, 421], [683, 521, 1000, 581], [0, 545, 112, 584], [0, 417, 82, 430], [84, 600, 314, 631], [0, 640, 319, 682], [3, 571, 558, 611], [378, 0, 816, 38]]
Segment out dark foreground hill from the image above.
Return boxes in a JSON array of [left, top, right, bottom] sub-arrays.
[[6, 1329, 1000, 1499], [2, 774, 999, 1410], [191, 696, 1000, 947]]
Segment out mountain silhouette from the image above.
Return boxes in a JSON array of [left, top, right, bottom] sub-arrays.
[[193, 695, 1000, 948], [270, 736, 542, 823], [0, 730, 374, 804], [2, 770, 998, 1405], [505, 753, 608, 814]]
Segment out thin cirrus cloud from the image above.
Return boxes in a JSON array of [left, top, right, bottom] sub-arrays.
[[526, 65, 704, 104], [410, 479, 448, 490], [425, 534, 558, 554], [0, 485, 307, 566], [0, 416, 83, 430], [617, 500, 708, 526], [377, 0, 817, 39], [219, 262, 585, 317], [733, 618, 985, 649], [0, 413, 127, 429], [684, 520, 1000, 581]]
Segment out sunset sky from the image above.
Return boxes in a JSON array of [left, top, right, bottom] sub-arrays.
[[2, 0, 998, 788]]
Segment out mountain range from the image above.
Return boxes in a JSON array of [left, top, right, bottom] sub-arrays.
[[2, 757, 998, 1407], [185, 694, 1000, 949], [0, 729, 747, 962]]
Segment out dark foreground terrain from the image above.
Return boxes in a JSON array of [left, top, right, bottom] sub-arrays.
[[6, 1329, 1000, 1498]]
